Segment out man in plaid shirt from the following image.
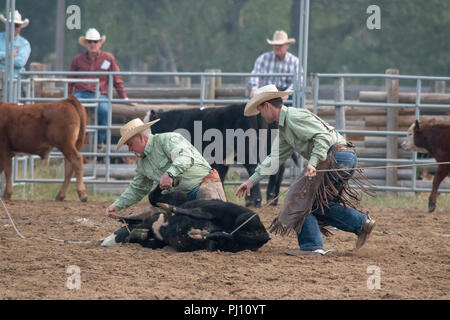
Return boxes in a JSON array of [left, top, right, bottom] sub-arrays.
[[249, 30, 302, 99]]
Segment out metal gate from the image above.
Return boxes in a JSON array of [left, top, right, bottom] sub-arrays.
[[8, 70, 299, 195], [4, 70, 450, 196], [312, 72, 450, 193]]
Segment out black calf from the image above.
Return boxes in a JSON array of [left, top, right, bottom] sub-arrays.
[[102, 186, 270, 252]]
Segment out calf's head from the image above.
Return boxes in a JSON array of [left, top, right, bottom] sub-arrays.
[[401, 120, 429, 154]]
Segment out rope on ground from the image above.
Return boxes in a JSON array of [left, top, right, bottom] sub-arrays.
[[48, 237, 93, 244], [0, 197, 25, 239]]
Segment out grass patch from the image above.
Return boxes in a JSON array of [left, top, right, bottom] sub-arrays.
[[361, 192, 450, 212], [224, 185, 450, 213], [13, 183, 118, 202], [10, 161, 118, 202]]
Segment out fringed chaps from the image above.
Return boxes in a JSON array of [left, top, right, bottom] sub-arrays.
[[269, 144, 374, 237]]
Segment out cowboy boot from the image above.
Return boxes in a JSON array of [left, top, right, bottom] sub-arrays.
[[356, 217, 376, 249]]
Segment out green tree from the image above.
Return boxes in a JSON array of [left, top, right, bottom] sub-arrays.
[[5, 0, 450, 80]]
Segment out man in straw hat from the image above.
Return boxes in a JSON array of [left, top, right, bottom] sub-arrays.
[[69, 28, 136, 151], [0, 10, 31, 78], [249, 30, 300, 100], [236, 85, 376, 256], [105, 118, 226, 219]]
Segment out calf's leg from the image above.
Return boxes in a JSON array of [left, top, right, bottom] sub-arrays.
[[0, 156, 13, 200], [58, 147, 87, 202], [428, 164, 450, 213], [267, 164, 285, 205], [56, 157, 73, 201], [266, 173, 276, 202], [244, 163, 261, 208], [73, 152, 88, 202]]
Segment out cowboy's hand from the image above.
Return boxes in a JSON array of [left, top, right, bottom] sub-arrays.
[[236, 180, 254, 197], [105, 204, 119, 219], [305, 164, 317, 177], [160, 172, 174, 190]]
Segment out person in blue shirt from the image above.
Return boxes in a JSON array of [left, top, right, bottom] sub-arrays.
[[0, 10, 31, 78]]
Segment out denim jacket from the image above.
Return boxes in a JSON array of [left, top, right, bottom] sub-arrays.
[[0, 32, 31, 78]]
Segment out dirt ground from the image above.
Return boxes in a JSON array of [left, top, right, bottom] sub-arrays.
[[0, 199, 448, 300]]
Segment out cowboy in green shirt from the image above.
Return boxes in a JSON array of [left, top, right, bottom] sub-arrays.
[[106, 118, 226, 219], [236, 85, 376, 256]]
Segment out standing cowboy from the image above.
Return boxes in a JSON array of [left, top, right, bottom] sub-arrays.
[[68, 28, 136, 152], [236, 85, 376, 256], [249, 30, 300, 100], [0, 10, 31, 78], [105, 118, 226, 219]]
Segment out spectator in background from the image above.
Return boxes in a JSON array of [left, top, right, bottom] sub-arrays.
[[0, 10, 31, 78], [69, 28, 136, 152], [249, 30, 300, 100]]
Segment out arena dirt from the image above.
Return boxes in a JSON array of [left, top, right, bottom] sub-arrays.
[[0, 200, 448, 300]]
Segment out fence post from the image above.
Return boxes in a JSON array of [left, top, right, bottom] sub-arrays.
[[180, 76, 191, 88], [29, 62, 49, 98], [386, 68, 399, 193], [334, 77, 346, 137], [204, 69, 218, 106], [431, 80, 446, 93], [213, 68, 222, 88]]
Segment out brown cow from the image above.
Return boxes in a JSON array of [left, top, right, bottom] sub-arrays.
[[402, 119, 450, 212], [0, 96, 88, 202]]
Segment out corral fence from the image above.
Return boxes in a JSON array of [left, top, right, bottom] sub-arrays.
[[312, 69, 450, 194], [1, 67, 449, 197], [3, 67, 302, 195]]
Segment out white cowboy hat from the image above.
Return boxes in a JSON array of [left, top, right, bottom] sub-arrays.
[[0, 10, 29, 28], [244, 84, 292, 117], [266, 30, 296, 45], [78, 28, 106, 47], [116, 118, 160, 151]]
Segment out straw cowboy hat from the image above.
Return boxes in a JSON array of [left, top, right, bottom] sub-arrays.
[[266, 30, 296, 45], [116, 118, 160, 151], [244, 84, 292, 116], [0, 10, 29, 28], [78, 28, 106, 47]]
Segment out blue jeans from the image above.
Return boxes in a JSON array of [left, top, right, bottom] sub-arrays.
[[74, 91, 109, 144], [187, 184, 201, 200], [297, 150, 367, 250]]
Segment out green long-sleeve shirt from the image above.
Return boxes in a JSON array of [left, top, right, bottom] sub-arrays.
[[113, 132, 211, 210], [249, 106, 347, 184]]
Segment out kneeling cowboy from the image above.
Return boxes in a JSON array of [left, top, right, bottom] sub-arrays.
[[236, 85, 376, 256], [106, 118, 226, 219]]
